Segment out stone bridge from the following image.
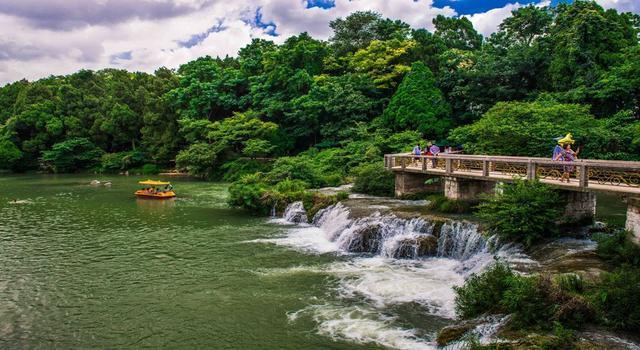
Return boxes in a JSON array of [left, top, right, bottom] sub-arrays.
[[384, 153, 640, 239]]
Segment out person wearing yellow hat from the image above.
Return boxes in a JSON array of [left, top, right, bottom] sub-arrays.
[[553, 133, 580, 182]]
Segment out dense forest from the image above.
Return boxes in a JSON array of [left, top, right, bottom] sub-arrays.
[[0, 1, 638, 185]]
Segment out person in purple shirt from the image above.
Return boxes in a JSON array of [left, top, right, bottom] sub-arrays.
[[429, 143, 440, 168]]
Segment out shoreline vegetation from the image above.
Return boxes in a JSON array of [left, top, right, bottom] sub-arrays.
[[1, 0, 640, 348]]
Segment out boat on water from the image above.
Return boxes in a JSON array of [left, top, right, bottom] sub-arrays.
[[134, 180, 176, 199]]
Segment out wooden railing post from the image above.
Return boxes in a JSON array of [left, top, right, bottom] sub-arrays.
[[445, 158, 453, 174], [579, 164, 588, 188], [482, 160, 489, 177], [422, 157, 427, 172], [401, 157, 406, 170]]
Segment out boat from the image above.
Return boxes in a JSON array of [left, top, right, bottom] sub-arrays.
[[134, 180, 176, 199]]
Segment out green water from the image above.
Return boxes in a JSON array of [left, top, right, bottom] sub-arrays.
[[0, 175, 378, 349]]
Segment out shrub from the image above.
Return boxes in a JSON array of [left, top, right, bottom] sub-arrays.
[[502, 275, 555, 329], [426, 194, 475, 214], [41, 138, 103, 173], [221, 159, 273, 182], [266, 156, 327, 188], [101, 150, 146, 173], [454, 262, 514, 318], [594, 266, 640, 331], [0, 139, 22, 171], [593, 231, 640, 267], [227, 174, 270, 215], [476, 179, 562, 247], [352, 162, 395, 197]]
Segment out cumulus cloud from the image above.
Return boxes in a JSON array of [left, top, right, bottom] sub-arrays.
[[0, 0, 637, 85], [595, 0, 640, 13], [464, 1, 551, 37], [0, 0, 211, 30]]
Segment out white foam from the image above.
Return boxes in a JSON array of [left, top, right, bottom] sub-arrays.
[[326, 257, 464, 319], [250, 226, 340, 254], [293, 304, 436, 350]]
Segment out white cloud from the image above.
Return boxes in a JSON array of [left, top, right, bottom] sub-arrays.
[[464, 1, 551, 38], [0, 0, 636, 85], [595, 0, 640, 13]]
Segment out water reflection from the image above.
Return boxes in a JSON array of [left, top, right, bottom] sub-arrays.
[[136, 198, 176, 215]]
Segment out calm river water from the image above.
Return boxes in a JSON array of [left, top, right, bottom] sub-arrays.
[[0, 175, 460, 349]]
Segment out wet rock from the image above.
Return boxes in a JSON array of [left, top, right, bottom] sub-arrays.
[[345, 224, 383, 253], [392, 235, 438, 258], [437, 319, 482, 346]]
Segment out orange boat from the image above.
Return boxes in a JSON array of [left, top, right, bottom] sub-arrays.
[[135, 180, 176, 199]]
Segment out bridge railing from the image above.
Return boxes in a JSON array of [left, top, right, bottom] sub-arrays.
[[384, 153, 640, 190]]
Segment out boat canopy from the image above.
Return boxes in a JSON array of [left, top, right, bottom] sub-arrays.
[[139, 180, 171, 186]]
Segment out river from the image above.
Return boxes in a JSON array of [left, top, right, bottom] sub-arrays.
[[0, 175, 631, 349]]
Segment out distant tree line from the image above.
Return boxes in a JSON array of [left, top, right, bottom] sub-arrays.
[[0, 1, 638, 176]]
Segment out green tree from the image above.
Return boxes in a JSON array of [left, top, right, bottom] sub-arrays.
[[329, 11, 410, 55], [449, 101, 618, 159], [477, 179, 563, 247], [0, 139, 22, 170], [433, 15, 483, 51], [381, 61, 451, 139], [41, 138, 103, 173]]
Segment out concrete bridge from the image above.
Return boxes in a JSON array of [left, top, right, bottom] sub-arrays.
[[384, 153, 640, 238]]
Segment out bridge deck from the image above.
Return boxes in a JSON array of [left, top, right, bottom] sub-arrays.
[[385, 154, 640, 196]]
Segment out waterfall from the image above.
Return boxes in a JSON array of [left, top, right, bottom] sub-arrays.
[[280, 202, 494, 261], [283, 201, 308, 224]]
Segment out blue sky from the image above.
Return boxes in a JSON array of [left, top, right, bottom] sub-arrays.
[[0, 0, 637, 84]]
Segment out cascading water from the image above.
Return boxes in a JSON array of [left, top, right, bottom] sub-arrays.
[[308, 203, 493, 261], [282, 201, 308, 224], [256, 202, 534, 350]]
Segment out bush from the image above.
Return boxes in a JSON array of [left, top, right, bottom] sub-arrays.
[[352, 162, 395, 197], [594, 266, 640, 331], [455, 265, 595, 330], [41, 138, 103, 173], [266, 156, 327, 188], [101, 150, 146, 173], [0, 139, 22, 171], [426, 194, 475, 214], [227, 174, 270, 215], [221, 159, 273, 182], [454, 262, 514, 318], [476, 179, 563, 247], [593, 231, 640, 267], [502, 275, 555, 329]]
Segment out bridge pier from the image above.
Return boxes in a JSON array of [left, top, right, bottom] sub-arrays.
[[443, 177, 496, 201], [395, 173, 441, 197], [626, 197, 640, 242], [559, 191, 596, 224]]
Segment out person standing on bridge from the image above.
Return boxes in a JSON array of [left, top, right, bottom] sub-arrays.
[[429, 142, 440, 168], [554, 134, 579, 182], [412, 143, 422, 166]]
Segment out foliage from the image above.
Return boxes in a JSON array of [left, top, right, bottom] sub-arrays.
[[381, 61, 451, 139], [450, 100, 620, 159], [593, 231, 640, 267], [351, 162, 394, 197], [595, 266, 640, 332], [455, 263, 595, 331], [41, 138, 103, 173], [100, 150, 146, 173], [227, 174, 270, 215], [0, 139, 22, 170], [221, 159, 273, 182], [477, 179, 562, 247], [425, 194, 474, 214], [454, 262, 515, 319]]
